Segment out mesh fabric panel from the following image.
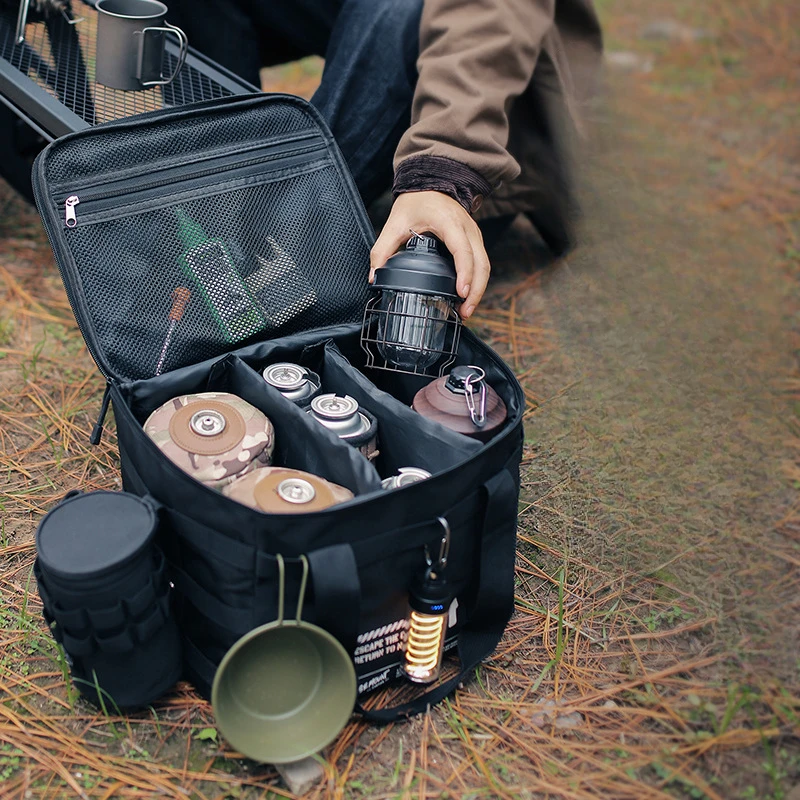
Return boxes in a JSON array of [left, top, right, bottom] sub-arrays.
[[47, 102, 313, 184], [42, 99, 372, 382]]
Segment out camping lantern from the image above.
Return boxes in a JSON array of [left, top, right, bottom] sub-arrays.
[[361, 233, 462, 376], [403, 519, 452, 684]]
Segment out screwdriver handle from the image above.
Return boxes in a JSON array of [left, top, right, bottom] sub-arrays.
[[169, 287, 191, 321]]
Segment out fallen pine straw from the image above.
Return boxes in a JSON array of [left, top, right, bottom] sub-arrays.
[[2, 537, 798, 799], [2, 0, 800, 795]]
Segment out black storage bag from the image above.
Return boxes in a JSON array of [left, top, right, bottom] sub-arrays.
[[31, 94, 525, 720], [34, 491, 182, 709]]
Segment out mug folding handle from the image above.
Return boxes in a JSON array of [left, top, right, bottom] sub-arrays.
[[136, 22, 188, 87], [273, 553, 311, 627]]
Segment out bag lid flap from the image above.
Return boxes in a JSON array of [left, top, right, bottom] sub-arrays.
[[32, 94, 374, 383]]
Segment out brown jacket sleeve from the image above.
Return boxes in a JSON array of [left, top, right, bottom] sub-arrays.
[[393, 0, 557, 191]]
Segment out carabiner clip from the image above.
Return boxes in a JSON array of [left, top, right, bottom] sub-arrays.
[[425, 517, 451, 570], [464, 367, 487, 428]]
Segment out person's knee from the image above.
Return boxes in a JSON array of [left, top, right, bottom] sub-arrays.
[[348, 0, 422, 48]]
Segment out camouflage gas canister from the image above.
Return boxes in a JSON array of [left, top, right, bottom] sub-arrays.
[[223, 467, 353, 512], [143, 392, 275, 491]]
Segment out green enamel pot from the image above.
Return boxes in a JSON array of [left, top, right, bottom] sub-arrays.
[[212, 554, 356, 764]]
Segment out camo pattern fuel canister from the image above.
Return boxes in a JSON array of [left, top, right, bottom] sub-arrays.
[[223, 466, 354, 513], [143, 392, 275, 491]]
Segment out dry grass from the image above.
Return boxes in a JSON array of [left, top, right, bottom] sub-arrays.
[[3, 526, 798, 798], [1, 0, 799, 797]]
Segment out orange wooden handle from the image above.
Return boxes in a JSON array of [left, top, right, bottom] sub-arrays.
[[169, 287, 191, 321]]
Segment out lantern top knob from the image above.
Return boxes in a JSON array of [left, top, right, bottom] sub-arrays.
[[406, 231, 440, 254]]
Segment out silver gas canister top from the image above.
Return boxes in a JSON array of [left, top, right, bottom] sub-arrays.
[[262, 362, 322, 405], [307, 393, 371, 439], [263, 362, 308, 391], [190, 409, 226, 437], [381, 467, 432, 490], [395, 467, 431, 486], [276, 477, 317, 504], [312, 393, 358, 418]]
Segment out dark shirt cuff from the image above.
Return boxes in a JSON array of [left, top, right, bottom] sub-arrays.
[[393, 155, 494, 215]]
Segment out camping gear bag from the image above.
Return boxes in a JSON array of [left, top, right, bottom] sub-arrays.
[[31, 93, 525, 722]]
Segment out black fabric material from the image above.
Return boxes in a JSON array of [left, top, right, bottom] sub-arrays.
[[35, 547, 183, 710], [68, 617, 183, 710], [114, 324, 523, 703], [35, 491, 157, 593], [31, 96, 525, 717], [115, 376, 521, 702], [307, 544, 360, 655], [357, 463, 519, 723]]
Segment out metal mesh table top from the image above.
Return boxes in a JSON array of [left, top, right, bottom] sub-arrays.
[[0, 1, 254, 131]]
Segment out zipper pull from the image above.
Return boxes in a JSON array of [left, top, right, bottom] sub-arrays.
[[90, 383, 112, 445], [65, 195, 80, 228]]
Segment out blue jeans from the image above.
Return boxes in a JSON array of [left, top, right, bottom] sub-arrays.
[[169, 0, 423, 208]]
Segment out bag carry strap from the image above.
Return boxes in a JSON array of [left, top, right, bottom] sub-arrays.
[[307, 543, 361, 655], [357, 467, 518, 724]]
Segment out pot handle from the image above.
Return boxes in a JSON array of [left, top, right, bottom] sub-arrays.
[[295, 555, 310, 623], [275, 554, 285, 625], [275, 553, 311, 627]]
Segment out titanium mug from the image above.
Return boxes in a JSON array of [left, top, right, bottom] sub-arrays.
[[212, 555, 357, 764], [95, 0, 188, 91]]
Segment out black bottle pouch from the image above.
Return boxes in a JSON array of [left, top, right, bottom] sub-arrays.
[[34, 490, 182, 709]]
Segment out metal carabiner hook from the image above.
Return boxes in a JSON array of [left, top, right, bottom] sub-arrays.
[[463, 366, 487, 428], [425, 516, 451, 570]]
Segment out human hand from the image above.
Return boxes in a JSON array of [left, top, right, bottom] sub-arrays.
[[369, 191, 490, 319]]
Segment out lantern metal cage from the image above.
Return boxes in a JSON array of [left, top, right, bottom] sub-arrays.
[[360, 292, 462, 378]]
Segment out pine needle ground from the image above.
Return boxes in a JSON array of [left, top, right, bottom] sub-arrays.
[[2, 0, 799, 797]]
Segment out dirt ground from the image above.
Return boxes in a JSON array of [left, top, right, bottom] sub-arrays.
[[1, 0, 799, 798], [527, 58, 798, 670]]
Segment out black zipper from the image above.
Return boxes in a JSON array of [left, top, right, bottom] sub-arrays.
[[49, 131, 322, 198], [55, 136, 327, 226], [90, 383, 112, 445], [34, 194, 114, 387], [36, 178, 116, 440]]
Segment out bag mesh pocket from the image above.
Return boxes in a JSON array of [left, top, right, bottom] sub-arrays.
[[63, 168, 371, 382]]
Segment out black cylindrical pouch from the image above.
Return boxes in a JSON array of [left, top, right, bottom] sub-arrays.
[[34, 491, 182, 709]]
